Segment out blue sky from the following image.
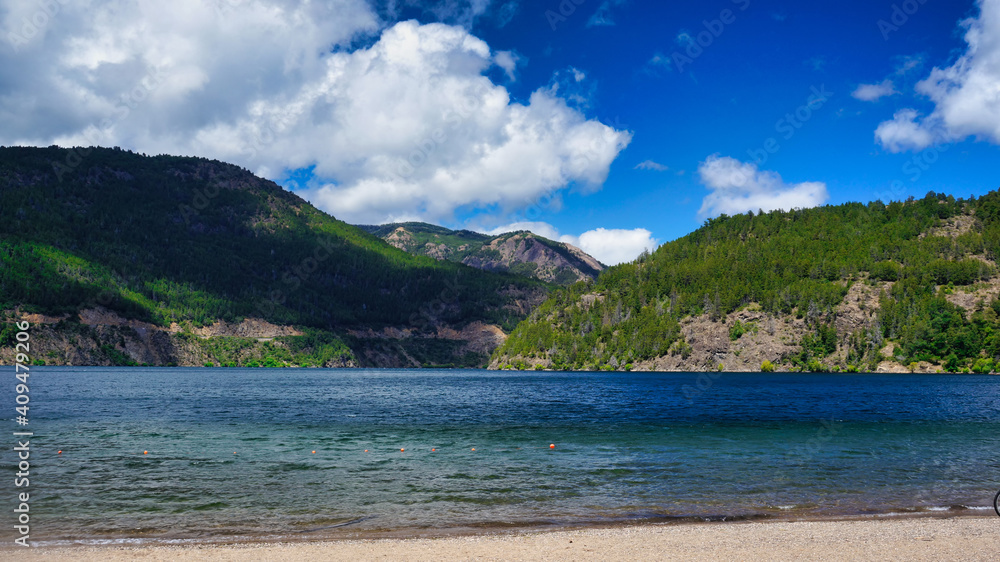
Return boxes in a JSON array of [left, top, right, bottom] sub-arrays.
[[439, 0, 995, 250], [2, 0, 998, 264]]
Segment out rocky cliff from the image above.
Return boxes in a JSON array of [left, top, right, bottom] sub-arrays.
[[359, 222, 605, 285]]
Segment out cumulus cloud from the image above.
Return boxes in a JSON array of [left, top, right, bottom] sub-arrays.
[[2, 0, 378, 146], [875, 0, 1000, 151], [0, 1, 629, 226], [486, 222, 657, 266], [634, 160, 668, 171], [493, 50, 519, 80], [874, 109, 936, 152], [697, 155, 828, 218], [852, 80, 898, 102]]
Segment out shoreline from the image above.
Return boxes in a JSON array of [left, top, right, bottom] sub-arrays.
[[10, 508, 996, 547], [3, 514, 996, 561]]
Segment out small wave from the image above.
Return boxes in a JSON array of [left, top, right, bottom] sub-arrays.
[[296, 515, 376, 533], [191, 502, 229, 511]]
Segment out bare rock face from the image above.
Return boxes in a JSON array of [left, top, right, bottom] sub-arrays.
[[460, 233, 599, 284], [360, 223, 606, 286], [384, 227, 415, 251], [1, 307, 354, 368]]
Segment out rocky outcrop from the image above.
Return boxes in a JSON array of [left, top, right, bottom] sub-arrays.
[[461, 233, 603, 285], [491, 273, 1000, 372], [360, 223, 606, 285], [1, 303, 524, 368], [0, 308, 353, 368]]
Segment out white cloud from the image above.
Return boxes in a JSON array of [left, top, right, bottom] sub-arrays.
[[852, 80, 898, 102], [487, 222, 657, 266], [697, 155, 828, 218], [544, 66, 595, 111], [493, 50, 518, 80], [386, 0, 496, 29], [487, 221, 564, 241], [577, 228, 657, 265], [634, 160, 668, 171], [894, 54, 924, 76], [0, 2, 629, 226], [875, 0, 1000, 150], [874, 109, 936, 152]]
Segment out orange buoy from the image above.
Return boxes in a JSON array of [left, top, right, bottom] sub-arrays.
[[58, 450, 62, 454], [312, 450, 316, 454], [550, 444, 555, 449], [400, 448, 405, 452], [143, 451, 148, 455], [471, 448, 476, 451], [432, 448, 436, 452], [365, 449, 369, 452]]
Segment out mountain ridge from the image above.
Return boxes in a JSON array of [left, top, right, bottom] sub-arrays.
[[358, 222, 605, 285], [491, 192, 1000, 374], [0, 146, 549, 368]]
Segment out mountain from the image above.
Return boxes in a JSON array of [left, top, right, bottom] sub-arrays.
[[358, 222, 605, 285], [0, 146, 549, 368], [492, 192, 1000, 375]]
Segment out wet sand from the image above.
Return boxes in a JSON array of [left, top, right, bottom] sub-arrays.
[[4, 516, 997, 561]]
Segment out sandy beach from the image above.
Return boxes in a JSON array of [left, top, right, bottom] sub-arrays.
[[4, 516, 997, 561]]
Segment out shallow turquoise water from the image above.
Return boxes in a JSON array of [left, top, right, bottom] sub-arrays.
[[1, 368, 999, 544]]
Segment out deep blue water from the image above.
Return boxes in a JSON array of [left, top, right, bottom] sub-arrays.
[[1, 368, 999, 544]]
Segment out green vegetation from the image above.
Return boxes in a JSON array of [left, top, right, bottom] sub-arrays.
[[358, 222, 603, 285], [0, 147, 548, 366], [495, 192, 1000, 372], [728, 320, 757, 340], [180, 329, 354, 368], [359, 222, 491, 256]]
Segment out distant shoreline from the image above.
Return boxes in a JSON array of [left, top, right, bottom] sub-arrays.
[[4, 515, 995, 561]]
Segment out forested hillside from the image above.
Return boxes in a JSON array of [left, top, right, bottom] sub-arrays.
[[0, 146, 547, 367], [358, 222, 605, 285], [493, 192, 1000, 373]]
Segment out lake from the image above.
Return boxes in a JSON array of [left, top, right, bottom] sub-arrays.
[[2, 368, 999, 545]]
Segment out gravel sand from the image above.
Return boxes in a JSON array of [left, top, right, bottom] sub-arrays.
[[4, 516, 997, 561]]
